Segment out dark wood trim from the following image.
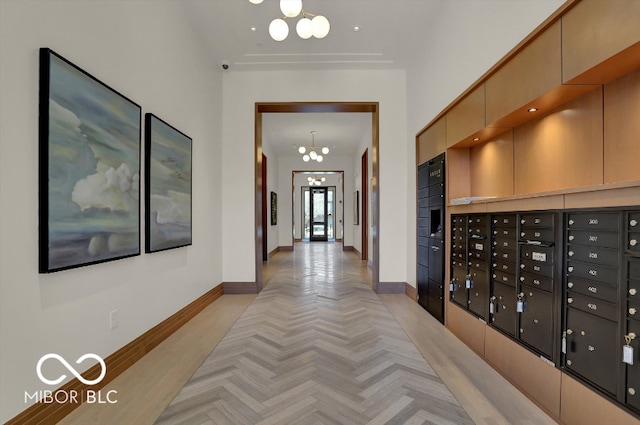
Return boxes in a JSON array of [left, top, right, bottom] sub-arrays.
[[254, 108, 264, 293], [376, 282, 406, 294], [343, 245, 355, 252], [256, 102, 380, 292], [268, 246, 279, 259], [6, 285, 224, 425], [405, 284, 418, 302], [361, 149, 369, 262], [278, 246, 294, 252], [222, 282, 258, 294]]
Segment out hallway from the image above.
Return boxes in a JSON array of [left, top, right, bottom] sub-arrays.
[[60, 243, 556, 425]]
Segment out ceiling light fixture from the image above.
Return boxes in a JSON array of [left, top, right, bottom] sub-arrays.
[[307, 176, 326, 186], [298, 131, 329, 163], [248, 0, 330, 41]]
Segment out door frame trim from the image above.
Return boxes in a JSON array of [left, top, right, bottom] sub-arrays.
[[255, 102, 380, 292]]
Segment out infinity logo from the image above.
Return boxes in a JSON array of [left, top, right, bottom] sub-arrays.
[[36, 353, 106, 386]]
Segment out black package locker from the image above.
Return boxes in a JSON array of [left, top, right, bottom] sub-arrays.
[[416, 153, 445, 323]]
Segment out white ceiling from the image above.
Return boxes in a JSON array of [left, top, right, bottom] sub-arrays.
[[180, 0, 439, 160]]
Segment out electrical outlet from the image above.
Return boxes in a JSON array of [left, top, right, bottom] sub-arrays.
[[109, 309, 119, 330]]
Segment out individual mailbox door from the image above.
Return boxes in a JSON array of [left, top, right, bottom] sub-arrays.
[[520, 227, 555, 242], [567, 276, 618, 304], [567, 245, 619, 267], [565, 307, 618, 396], [567, 292, 618, 322], [521, 213, 555, 228], [568, 212, 620, 231], [568, 229, 619, 249], [492, 281, 517, 337], [520, 286, 554, 358], [493, 214, 517, 228], [567, 261, 618, 285]]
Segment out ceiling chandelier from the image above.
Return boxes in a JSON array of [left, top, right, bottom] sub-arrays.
[[248, 0, 330, 42], [307, 176, 326, 186], [298, 131, 329, 162]]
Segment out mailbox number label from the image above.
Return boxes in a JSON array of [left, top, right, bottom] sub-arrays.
[[588, 218, 599, 225], [532, 252, 546, 262]]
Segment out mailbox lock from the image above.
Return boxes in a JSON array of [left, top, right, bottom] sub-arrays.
[[567, 359, 572, 366], [631, 288, 638, 296], [568, 250, 574, 257], [631, 219, 638, 227], [567, 329, 573, 335], [631, 239, 638, 247], [581, 330, 586, 336], [567, 282, 574, 289], [630, 388, 637, 396], [568, 297, 574, 304], [569, 219, 575, 226], [630, 308, 638, 316]]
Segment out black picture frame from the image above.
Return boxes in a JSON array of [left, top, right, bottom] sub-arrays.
[[145, 113, 193, 253], [271, 191, 277, 225], [39, 48, 142, 273]]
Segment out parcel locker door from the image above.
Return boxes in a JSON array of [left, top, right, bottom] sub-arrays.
[[565, 307, 618, 396], [626, 318, 640, 410], [450, 266, 468, 307], [417, 264, 429, 310], [520, 286, 554, 358], [428, 238, 444, 282], [427, 279, 444, 323], [492, 281, 517, 337], [468, 265, 489, 320]]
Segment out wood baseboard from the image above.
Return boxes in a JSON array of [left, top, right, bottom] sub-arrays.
[[405, 283, 417, 301], [222, 282, 258, 294], [6, 284, 224, 425], [278, 246, 293, 251], [376, 282, 406, 294], [343, 245, 354, 252]]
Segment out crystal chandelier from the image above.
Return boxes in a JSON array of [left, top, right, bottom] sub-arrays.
[[248, 0, 330, 42], [298, 131, 329, 162]]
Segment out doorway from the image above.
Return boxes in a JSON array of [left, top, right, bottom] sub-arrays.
[[302, 186, 336, 242], [255, 102, 380, 293]]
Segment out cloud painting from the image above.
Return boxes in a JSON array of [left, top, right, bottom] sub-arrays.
[[145, 114, 192, 252], [39, 49, 141, 272]]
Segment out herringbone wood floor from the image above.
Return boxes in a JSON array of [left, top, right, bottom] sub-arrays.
[[60, 242, 556, 424], [155, 243, 473, 425]]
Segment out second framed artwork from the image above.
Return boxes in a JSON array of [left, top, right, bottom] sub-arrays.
[[144, 113, 192, 253]]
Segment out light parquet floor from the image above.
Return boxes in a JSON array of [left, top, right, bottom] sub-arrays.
[[155, 243, 474, 425]]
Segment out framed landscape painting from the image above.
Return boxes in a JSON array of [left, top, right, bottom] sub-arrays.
[[39, 48, 141, 273], [145, 113, 192, 253]]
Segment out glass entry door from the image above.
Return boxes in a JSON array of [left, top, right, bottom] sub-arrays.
[[310, 187, 328, 241]]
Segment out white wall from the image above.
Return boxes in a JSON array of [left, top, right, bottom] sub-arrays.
[[403, 0, 566, 287], [222, 69, 407, 284], [0, 1, 222, 421], [263, 145, 280, 255]]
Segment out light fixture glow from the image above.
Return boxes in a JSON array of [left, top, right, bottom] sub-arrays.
[[250, 0, 329, 42], [316, 155, 323, 162], [269, 18, 289, 41], [309, 150, 317, 160], [321, 146, 329, 154], [528, 107, 539, 112], [296, 17, 313, 39], [298, 146, 306, 154], [280, 0, 302, 18], [311, 15, 330, 38], [303, 154, 310, 162], [473, 137, 480, 141]]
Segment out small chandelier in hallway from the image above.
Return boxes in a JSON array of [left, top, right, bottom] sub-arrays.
[[248, 0, 330, 41], [298, 131, 329, 163], [307, 175, 326, 186]]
